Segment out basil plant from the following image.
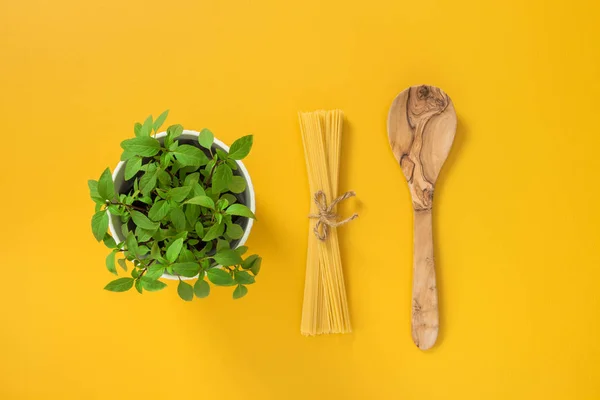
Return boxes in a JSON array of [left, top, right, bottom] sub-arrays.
[[89, 110, 261, 300]]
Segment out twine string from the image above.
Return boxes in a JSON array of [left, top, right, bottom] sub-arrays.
[[308, 190, 358, 241]]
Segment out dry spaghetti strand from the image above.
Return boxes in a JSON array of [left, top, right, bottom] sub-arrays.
[[299, 110, 355, 336]]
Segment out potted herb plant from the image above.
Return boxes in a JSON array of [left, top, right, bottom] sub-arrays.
[[89, 110, 262, 300]]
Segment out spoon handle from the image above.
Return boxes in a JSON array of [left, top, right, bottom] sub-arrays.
[[411, 209, 439, 350]]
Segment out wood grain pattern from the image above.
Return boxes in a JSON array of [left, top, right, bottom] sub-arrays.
[[387, 85, 457, 350]]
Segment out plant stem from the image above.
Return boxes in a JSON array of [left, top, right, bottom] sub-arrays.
[[111, 201, 146, 212], [165, 168, 177, 180], [204, 160, 221, 185]]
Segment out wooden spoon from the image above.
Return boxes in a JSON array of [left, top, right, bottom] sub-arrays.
[[387, 85, 457, 350]]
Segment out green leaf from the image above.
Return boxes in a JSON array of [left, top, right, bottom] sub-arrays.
[[185, 195, 215, 209], [194, 279, 210, 298], [221, 193, 237, 205], [130, 211, 159, 231], [140, 169, 159, 195], [241, 254, 257, 268], [198, 128, 214, 149], [160, 151, 173, 168], [140, 115, 153, 137], [157, 170, 171, 187], [203, 160, 216, 177], [141, 277, 167, 292], [226, 158, 238, 170], [233, 284, 248, 299], [91, 210, 109, 241], [134, 227, 154, 243], [124, 157, 143, 180], [134, 122, 142, 137], [177, 280, 194, 301], [172, 145, 209, 167], [225, 158, 238, 171], [194, 221, 205, 238], [140, 163, 157, 172], [167, 186, 192, 202], [226, 223, 244, 240], [105, 251, 118, 275], [134, 279, 143, 294], [153, 110, 169, 132], [121, 223, 130, 239], [190, 183, 205, 199], [121, 137, 160, 157], [166, 124, 183, 141], [98, 168, 115, 201], [103, 233, 117, 249], [249, 256, 262, 276], [200, 258, 212, 269], [214, 249, 243, 266], [166, 238, 184, 262], [216, 239, 230, 252], [225, 204, 256, 219], [235, 246, 248, 256], [185, 204, 201, 226], [216, 198, 229, 211], [203, 222, 224, 242], [145, 264, 165, 280], [148, 200, 171, 222], [88, 180, 104, 204], [172, 262, 201, 277], [207, 268, 235, 286], [234, 270, 255, 284], [125, 232, 139, 257], [151, 242, 161, 259], [156, 189, 169, 200], [169, 207, 186, 231], [117, 258, 128, 272], [228, 176, 246, 194], [177, 170, 191, 183], [216, 148, 228, 160], [179, 247, 195, 262], [242, 254, 259, 269], [138, 245, 150, 255], [211, 164, 233, 193], [228, 135, 253, 160], [138, 196, 153, 205], [121, 149, 137, 161], [104, 277, 134, 292], [183, 172, 200, 186], [173, 230, 188, 242], [173, 230, 188, 241], [107, 204, 122, 216]]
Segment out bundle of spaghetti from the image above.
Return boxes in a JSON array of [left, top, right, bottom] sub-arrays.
[[299, 110, 354, 336]]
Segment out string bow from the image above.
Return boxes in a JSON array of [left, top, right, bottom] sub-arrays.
[[308, 190, 358, 241]]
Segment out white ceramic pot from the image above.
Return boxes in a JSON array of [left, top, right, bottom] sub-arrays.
[[108, 130, 256, 280]]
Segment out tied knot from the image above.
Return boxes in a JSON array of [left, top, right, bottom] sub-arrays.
[[308, 190, 358, 241]]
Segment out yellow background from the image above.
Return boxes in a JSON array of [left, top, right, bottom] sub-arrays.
[[1, 0, 599, 398]]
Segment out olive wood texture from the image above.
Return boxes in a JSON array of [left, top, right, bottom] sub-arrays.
[[387, 85, 457, 350]]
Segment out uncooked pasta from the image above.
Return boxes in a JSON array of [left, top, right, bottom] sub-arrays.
[[299, 110, 356, 336]]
